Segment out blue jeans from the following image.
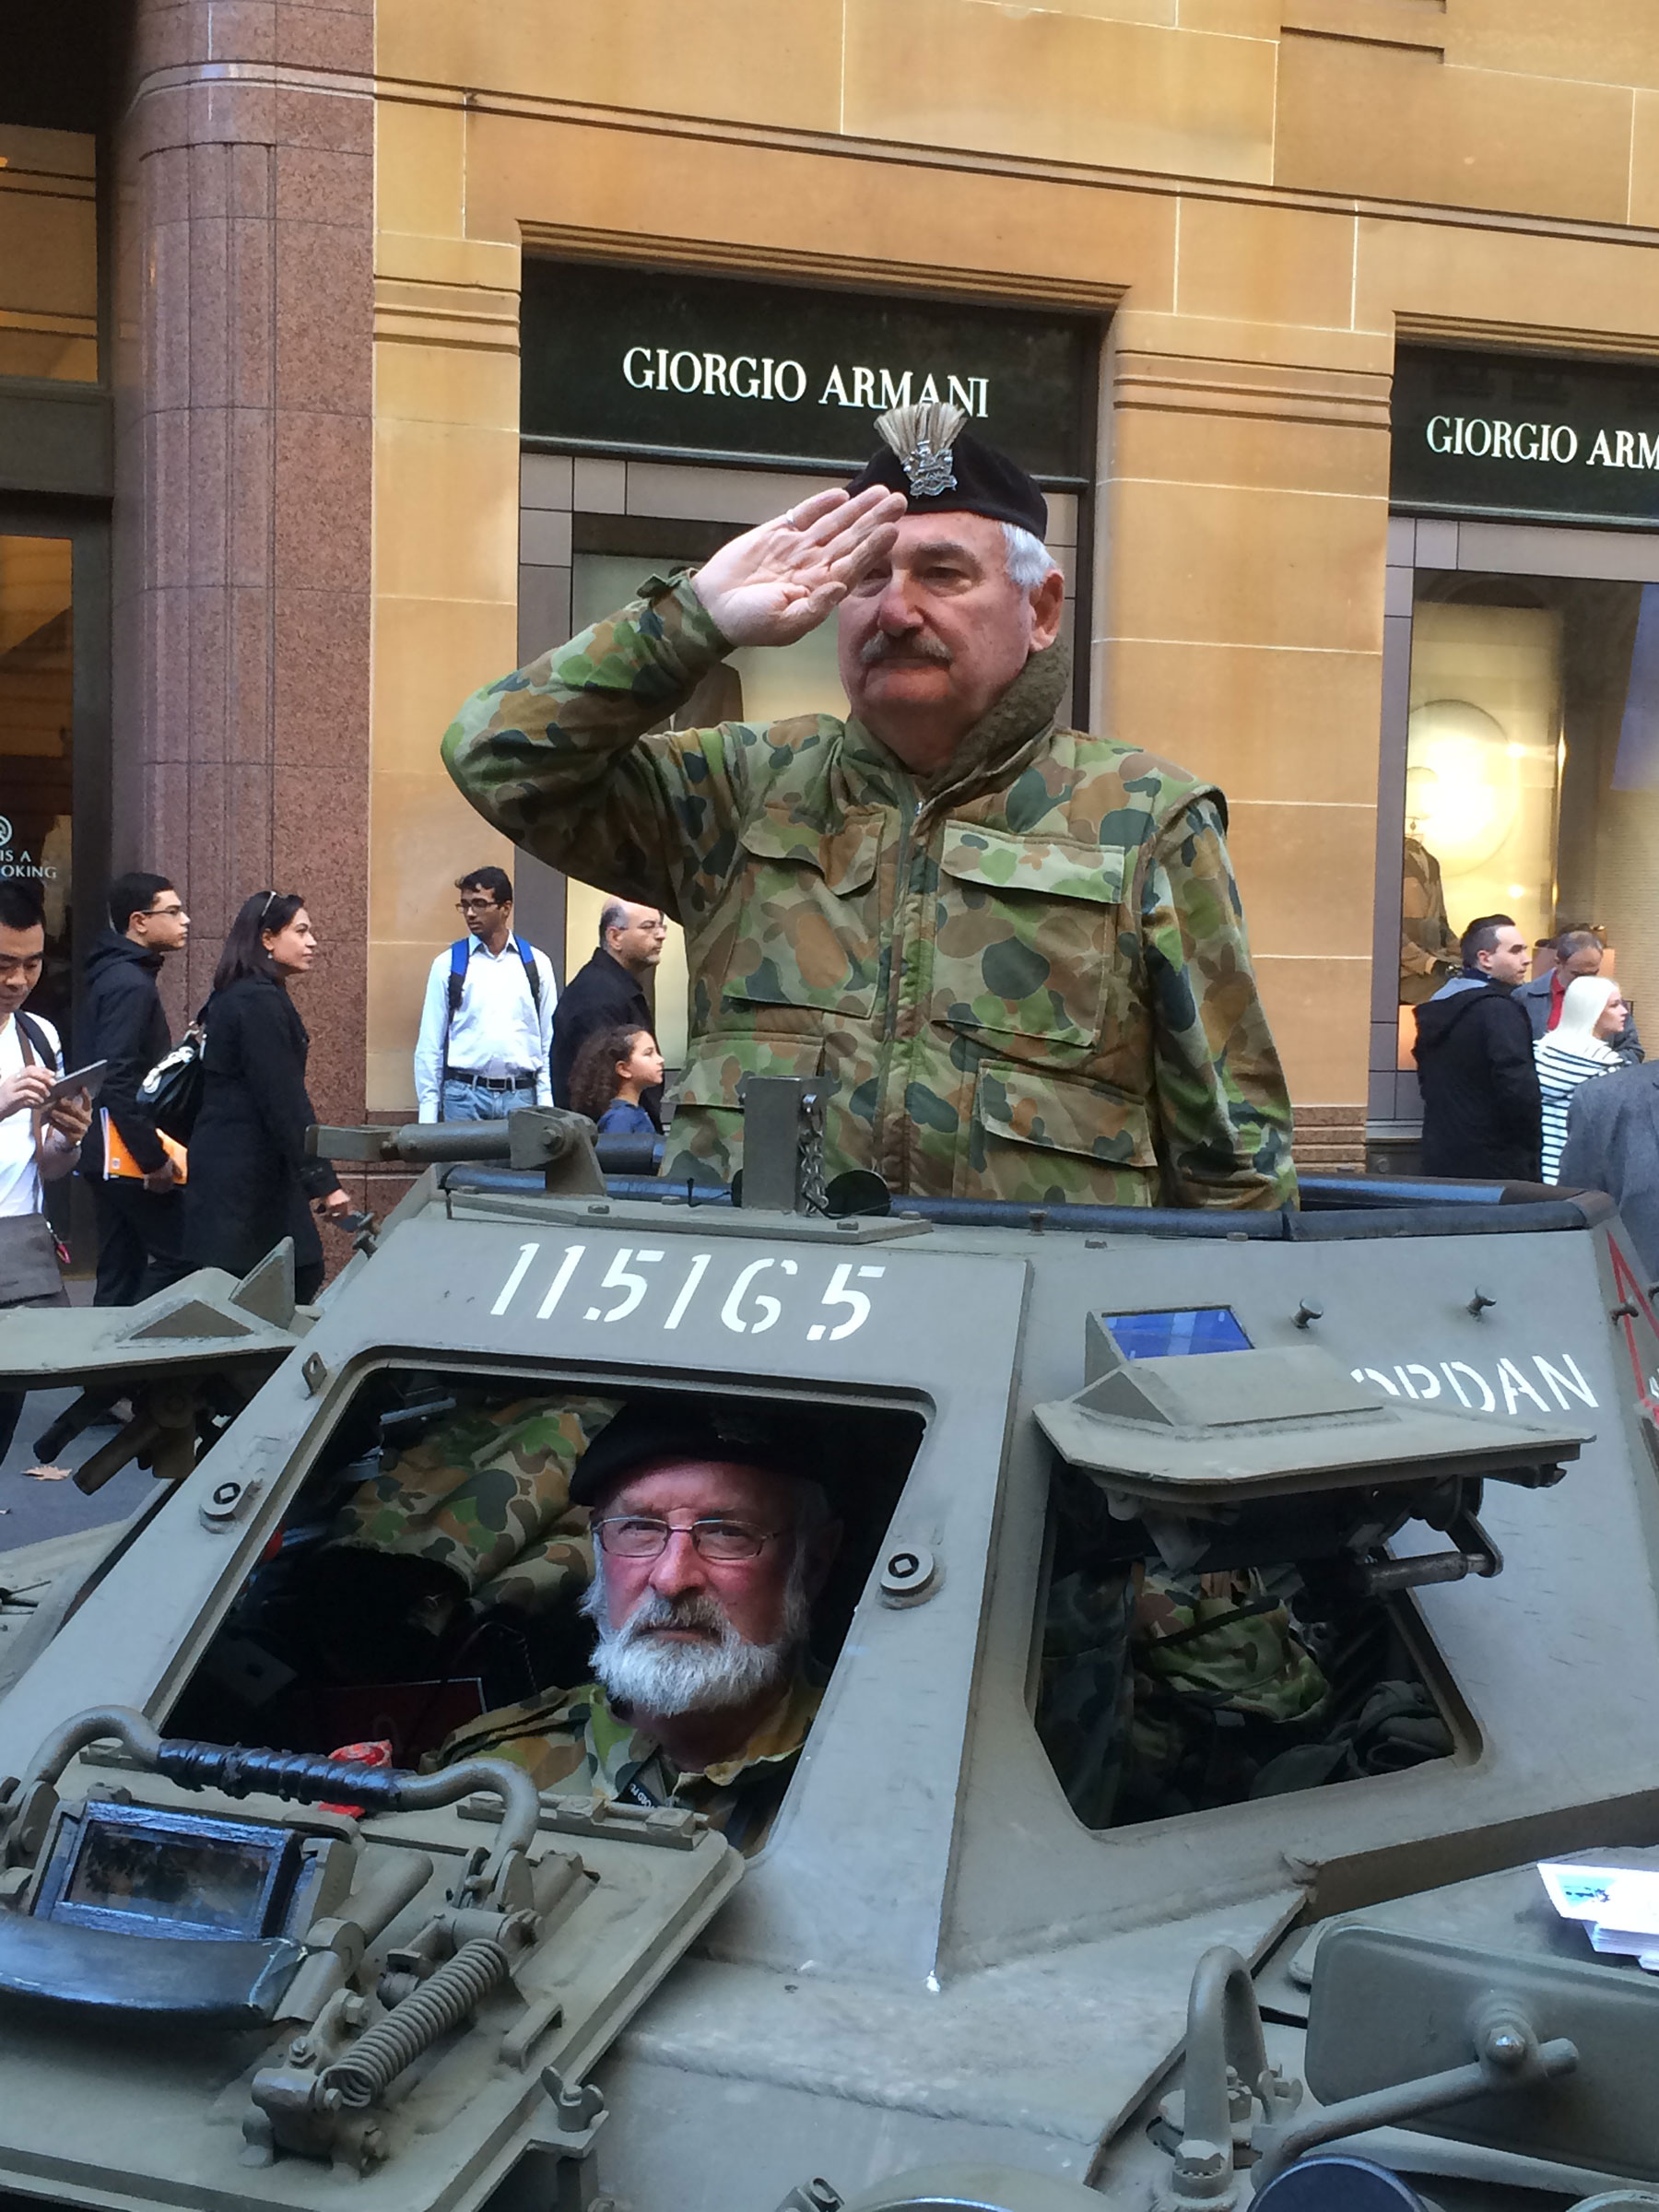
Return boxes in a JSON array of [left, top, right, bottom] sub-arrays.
[[440, 1077, 535, 1122]]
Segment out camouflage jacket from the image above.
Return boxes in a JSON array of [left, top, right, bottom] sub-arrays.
[[327, 1395, 618, 1613], [436, 1671, 821, 1856], [442, 574, 1296, 1208]]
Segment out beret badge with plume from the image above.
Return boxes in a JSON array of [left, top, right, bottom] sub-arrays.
[[876, 399, 968, 500]]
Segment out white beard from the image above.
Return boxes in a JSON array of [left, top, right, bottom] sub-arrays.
[[582, 1574, 807, 1718]]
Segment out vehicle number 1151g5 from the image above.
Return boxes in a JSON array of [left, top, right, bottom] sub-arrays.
[[487, 1241, 888, 1344]]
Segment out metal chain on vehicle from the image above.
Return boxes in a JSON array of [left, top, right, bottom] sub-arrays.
[[797, 1090, 830, 1215]]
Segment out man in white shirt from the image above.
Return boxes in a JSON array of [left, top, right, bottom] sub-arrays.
[[0, 879, 94, 1462], [413, 866, 558, 1123]]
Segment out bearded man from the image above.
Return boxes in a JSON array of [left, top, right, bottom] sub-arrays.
[[443, 403, 1294, 1209], [440, 1402, 839, 1854]]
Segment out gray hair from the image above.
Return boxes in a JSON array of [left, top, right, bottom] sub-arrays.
[[598, 899, 628, 947], [1001, 523, 1061, 591]]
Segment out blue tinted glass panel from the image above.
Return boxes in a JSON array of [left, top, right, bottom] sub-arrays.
[[1101, 1307, 1252, 1359]]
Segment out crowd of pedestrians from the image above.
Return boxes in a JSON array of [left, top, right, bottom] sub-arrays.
[[0, 864, 671, 1321], [1414, 913, 1659, 1275]]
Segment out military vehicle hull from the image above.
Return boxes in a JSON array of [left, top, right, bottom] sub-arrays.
[[1, 1116, 1656, 2211]]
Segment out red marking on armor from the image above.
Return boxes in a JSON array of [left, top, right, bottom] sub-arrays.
[[1608, 1236, 1659, 1421]]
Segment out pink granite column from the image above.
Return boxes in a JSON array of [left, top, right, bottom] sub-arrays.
[[112, 0, 372, 1130]]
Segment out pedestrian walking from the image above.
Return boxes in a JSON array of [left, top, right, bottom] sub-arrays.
[[182, 891, 348, 1303], [0, 880, 93, 1459], [568, 1024, 665, 1135], [548, 901, 667, 1116], [1413, 916, 1541, 1182], [1557, 1058, 1659, 1275], [1535, 974, 1629, 1184], [412, 866, 557, 1123], [80, 871, 191, 1303]]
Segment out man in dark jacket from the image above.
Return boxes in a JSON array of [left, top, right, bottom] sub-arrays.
[[80, 872, 190, 1302], [1514, 926, 1643, 1065], [549, 900, 668, 1123], [1414, 915, 1542, 1182]]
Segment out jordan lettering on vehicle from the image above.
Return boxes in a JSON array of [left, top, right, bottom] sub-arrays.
[[1349, 1350, 1599, 1418], [488, 1241, 887, 1342]]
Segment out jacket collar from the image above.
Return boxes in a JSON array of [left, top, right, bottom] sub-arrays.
[[840, 639, 1072, 811]]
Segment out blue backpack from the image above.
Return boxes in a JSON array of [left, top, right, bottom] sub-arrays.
[[444, 935, 543, 1052]]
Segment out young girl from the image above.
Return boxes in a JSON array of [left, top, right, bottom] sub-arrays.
[[569, 1023, 664, 1135]]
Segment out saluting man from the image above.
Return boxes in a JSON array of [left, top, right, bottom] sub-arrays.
[[443, 405, 1294, 1208]]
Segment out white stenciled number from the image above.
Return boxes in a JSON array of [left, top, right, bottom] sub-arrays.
[[720, 1255, 798, 1335], [535, 1244, 586, 1322], [490, 1241, 541, 1317], [664, 1253, 712, 1331], [585, 1248, 665, 1324], [808, 1262, 886, 1342]]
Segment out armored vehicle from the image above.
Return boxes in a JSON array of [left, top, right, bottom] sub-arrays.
[[3, 1084, 1659, 2212]]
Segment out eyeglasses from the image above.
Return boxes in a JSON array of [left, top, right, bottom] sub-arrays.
[[593, 1514, 781, 1562], [147, 903, 186, 919], [456, 896, 500, 912]]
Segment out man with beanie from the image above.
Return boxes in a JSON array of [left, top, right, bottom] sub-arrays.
[[80, 871, 191, 1302], [443, 403, 1293, 1209], [1414, 915, 1542, 1182]]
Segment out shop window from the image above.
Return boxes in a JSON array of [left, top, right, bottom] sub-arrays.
[[0, 127, 97, 383], [1394, 571, 1658, 1056], [0, 533, 73, 1029]]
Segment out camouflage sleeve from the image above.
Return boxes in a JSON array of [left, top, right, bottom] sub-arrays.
[[1141, 797, 1298, 1211], [441, 573, 748, 924]]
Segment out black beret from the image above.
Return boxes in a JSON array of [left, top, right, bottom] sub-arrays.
[[845, 402, 1048, 539], [570, 1394, 826, 1507]]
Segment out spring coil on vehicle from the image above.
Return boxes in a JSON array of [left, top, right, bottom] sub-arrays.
[[322, 1936, 512, 2109]]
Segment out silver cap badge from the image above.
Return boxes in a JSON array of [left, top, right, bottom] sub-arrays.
[[875, 400, 969, 500]]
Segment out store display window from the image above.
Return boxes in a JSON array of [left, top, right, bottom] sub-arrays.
[[1391, 569, 1659, 1075]]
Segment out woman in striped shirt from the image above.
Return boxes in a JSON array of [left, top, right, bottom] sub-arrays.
[[1535, 974, 1630, 1183]]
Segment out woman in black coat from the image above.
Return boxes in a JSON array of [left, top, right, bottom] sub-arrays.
[[182, 891, 348, 1302]]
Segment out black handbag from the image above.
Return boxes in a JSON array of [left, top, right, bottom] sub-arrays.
[[138, 1021, 206, 1144]]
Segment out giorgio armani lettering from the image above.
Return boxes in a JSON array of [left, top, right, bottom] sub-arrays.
[[522, 261, 1088, 479], [619, 346, 989, 418], [1394, 346, 1659, 525]]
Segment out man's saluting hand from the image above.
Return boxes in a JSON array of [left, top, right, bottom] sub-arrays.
[[690, 486, 905, 646]]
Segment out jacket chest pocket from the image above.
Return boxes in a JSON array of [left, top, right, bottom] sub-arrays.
[[932, 826, 1130, 1053], [718, 806, 884, 1021]]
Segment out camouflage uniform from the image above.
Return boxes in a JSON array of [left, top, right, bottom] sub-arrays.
[[442, 575, 1295, 1208], [1038, 1559, 1331, 1828], [435, 1671, 820, 1856], [327, 1395, 619, 1612]]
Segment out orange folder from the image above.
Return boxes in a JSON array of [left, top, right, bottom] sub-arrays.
[[101, 1110, 188, 1184]]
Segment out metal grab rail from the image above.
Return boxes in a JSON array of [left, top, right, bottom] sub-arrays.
[[8, 1705, 540, 1862]]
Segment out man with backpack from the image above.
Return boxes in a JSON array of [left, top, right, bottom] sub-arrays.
[[80, 870, 192, 1304], [413, 866, 557, 1123]]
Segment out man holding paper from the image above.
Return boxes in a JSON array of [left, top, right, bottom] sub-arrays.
[[80, 872, 191, 1304]]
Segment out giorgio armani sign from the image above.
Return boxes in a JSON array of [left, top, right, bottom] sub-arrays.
[[521, 260, 1093, 483], [1393, 346, 1659, 528]]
